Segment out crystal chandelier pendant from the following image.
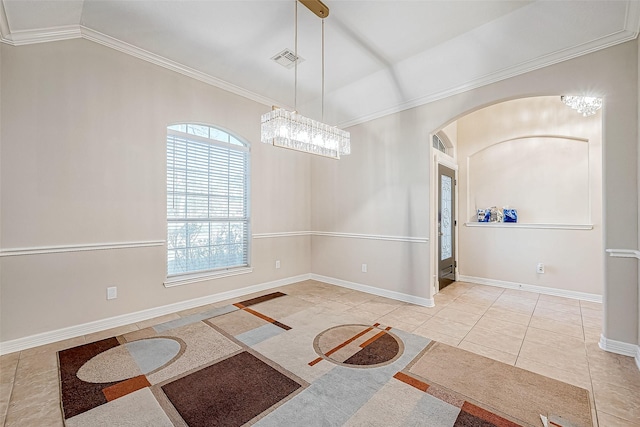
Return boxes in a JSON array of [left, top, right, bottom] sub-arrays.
[[561, 96, 603, 117], [261, 108, 350, 159]]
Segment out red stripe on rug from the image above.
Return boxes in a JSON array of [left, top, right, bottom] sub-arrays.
[[308, 357, 323, 366], [102, 375, 150, 402], [461, 401, 521, 427], [243, 307, 277, 323], [325, 327, 374, 357], [393, 372, 429, 392]]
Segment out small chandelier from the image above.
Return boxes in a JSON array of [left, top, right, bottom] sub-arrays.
[[261, 0, 350, 159], [561, 95, 603, 117]]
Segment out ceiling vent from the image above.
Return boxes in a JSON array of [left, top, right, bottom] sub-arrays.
[[271, 49, 304, 69]]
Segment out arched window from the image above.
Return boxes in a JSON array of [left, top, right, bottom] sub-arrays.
[[433, 134, 447, 153], [166, 124, 250, 277]]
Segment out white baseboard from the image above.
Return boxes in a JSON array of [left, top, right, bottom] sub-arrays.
[[458, 275, 602, 303], [599, 334, 639, 358], [310, 273, 434, 307], [636, 345, 640, 372], [0, 274, 311, 355]]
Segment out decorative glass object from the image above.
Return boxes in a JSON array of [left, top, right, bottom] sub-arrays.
[[503, 208, 518, 223], [261, 109, 350, 159], [561, 96, 602, 117]]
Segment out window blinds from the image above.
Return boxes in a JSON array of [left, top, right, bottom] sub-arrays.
[[167, 128, 249, 276]]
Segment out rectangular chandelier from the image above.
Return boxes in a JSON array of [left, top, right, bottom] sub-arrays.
[[261, 108, 350, 159]]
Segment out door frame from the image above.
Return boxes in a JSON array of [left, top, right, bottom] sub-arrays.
[[429, 141, 459, 298]]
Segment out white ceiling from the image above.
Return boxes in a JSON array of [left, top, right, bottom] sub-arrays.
[[1, 1, 639, 127]]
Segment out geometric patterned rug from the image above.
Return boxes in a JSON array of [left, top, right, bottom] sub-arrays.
[[58, 291, 594, 426]]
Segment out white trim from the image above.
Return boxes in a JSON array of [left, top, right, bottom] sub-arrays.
[[598, 334, 638, 357], [311, 231, 428, 243], [606, 248, 640, 259], [458, 275, 602, 303], [0, 240, 165, 257], [253, 231, 428, 243], [252, 231, 312, 239], [0, 274, 312, 355], [337, 22, 639, 129], [164, 267, 253, 287], [464, 223, 594, 230], [4, 25, 81, 46], [80, 26, 282, 110], [310, 273, 434, 307], [636, 346, 640, 372]]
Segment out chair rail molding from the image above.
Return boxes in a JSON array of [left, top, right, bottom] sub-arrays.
[[0, 240, 166, 257]]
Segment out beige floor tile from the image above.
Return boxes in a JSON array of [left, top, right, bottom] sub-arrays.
[[580, 306, 603, 320], [528, 317, 585, 339], [582, 315, 602, 330], [403, 303, 444, 316], [19, 336, 86, 358], [383, 319, 420, 333], [491, 295, 538, 314], [433, 306, 483, 326], [591, 380, 640, 422], [446, 298, 493, 315], [0, 382, 13, 427], [502, 288, 540, 300], [9, 368, 59, 413], [538, 294, 581, 306], [413, 316, 473, 340], [483, 306, 532, 326], [433, 293, 457, 306], [0, 353, 20, 384], [583, 327, 602, 344], [176, 301, 227, 317], [328, 290, 375, 306], [4, 398, 64, 427], [580, 300, 603, 311], [473, 316, 528, 339], [343, 307, 382, 324], [524, 326, 587, 352], [84, 323, 140, 343], [535, 299, 582, 316], [597, 411, 640, 427], [354, 300, 400, 316], [462, 325, 524, 355], [455, 291, 499, 307], [14, 352, 58, 380], [533, 306, 583, 324], [377, 306, 433, 327], [411, 328, 462, 347], [457, 340, 517, 365], [514, 357, 592, 391]]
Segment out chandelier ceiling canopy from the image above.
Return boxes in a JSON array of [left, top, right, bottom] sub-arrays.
[[561, 96, 603, 117]]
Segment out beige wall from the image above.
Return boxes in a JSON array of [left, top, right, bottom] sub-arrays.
[[1, 37, 638, 349], [455, 97, 602, 295], [0, 39, 311, 342], [311, 41, 638, 345]]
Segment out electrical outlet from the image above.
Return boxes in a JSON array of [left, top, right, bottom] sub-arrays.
[[275, 260, 281, 269], [362, 263, 367, 273], [107, 286, 117, 300], [536, 263, 545, 274]]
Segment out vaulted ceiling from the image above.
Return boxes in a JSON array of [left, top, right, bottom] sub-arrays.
[[1, 1, 638, 127]]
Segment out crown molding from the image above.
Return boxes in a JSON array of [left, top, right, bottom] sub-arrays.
[[1, 1, 638, 127], [336, 24, 639, 128], [79, 26, 280, 108]]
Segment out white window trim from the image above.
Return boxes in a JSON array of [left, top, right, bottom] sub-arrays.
[[166, 124, 251, 280], [164, 266, 253, 288]]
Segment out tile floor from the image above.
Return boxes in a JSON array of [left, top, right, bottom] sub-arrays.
[[1, 280, 639, 426]]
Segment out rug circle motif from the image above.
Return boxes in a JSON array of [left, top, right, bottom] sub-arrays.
[[313, 324, 404, 368], [76, 337, 183, 383]]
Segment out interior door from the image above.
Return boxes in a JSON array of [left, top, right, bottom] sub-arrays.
[[438, 164, 456, 290]]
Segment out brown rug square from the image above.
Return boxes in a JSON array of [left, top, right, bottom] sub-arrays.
[[161, 351, 302, 427]]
